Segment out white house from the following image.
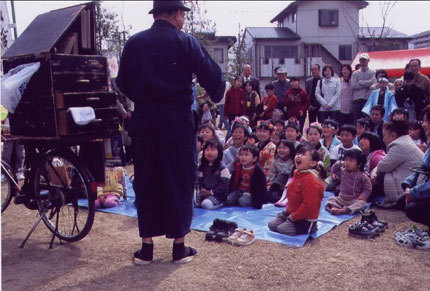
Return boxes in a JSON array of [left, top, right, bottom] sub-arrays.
[[243, 0, 369, 88]]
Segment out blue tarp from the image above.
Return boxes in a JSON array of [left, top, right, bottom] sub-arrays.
[[84, 178, 365, 248]]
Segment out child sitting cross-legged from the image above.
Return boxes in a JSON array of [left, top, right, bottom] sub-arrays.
[[195, 139, 231, 210], [225, 144, 267, 209], [325, 149, 371, 215], [266, 140, 296, 203], [268, 144, 326, 235]]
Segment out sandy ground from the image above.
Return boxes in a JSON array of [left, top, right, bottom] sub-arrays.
[[2, 165, 430, 291]]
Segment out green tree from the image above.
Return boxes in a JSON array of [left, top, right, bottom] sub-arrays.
[[93, 0, 132, 59], [228, 29, 249, 79], [183, 1, 216, 45]]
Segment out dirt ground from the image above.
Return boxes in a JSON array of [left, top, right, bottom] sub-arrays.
[[2, 165, 430, 291]]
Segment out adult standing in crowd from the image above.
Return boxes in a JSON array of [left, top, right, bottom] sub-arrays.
[[362, 77, 397, 122], [351, 53, 376, 124], [241, 64, 260, 98], [338, 64, 353, 127], [370, 69, 394, 92], [244, 80, 260, 129], [396, 70, 426, 122], [306, 64, 321, 124], [315, 64, 341, 122], [117, 0, 225, 265], [409, 58, 430, 104], [375, 119, 423, 209], [272, 66, 291, 119]]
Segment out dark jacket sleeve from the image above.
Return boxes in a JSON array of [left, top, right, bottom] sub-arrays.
[[250, 165, 267, 209], [305, 78, 312, 96], [299, 89, 310, 112], [212, 167, 230, 201], [189, 36, 226, 103]]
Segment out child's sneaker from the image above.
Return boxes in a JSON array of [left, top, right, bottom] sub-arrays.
[[416, 235, 430, 250], [205, 219, 222, 241], [395, 231, 419, 248], [361, 210, 388, 230], [349, 221, 380, 238], [227, 228, 245, 245], [214, 220, 238, 242], [236, 229, 256, 246]]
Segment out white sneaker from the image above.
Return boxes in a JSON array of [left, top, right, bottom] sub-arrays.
[[416, 233, 430, 250], [16, 172, 24, 181]]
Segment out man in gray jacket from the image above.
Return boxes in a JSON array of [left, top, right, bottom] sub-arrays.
[[351, 53, 375, 124]]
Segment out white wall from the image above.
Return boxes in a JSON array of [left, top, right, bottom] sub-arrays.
[[295, 1, 360, 61]]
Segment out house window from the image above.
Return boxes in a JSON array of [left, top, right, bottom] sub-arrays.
[[319, 10, 338, 27], [213, 48, 223, 63], [265, 46, 298, 59], [292, 12, 296, 23], [339, 45, 352, 60]]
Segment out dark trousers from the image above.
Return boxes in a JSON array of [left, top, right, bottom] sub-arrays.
[[132, 104, 195, 238], [318, 111, 339, 123], [405, 199, 430, 228], [352, 99, 367, 125], [308, 108, 318, 124], [338, 112, 353, 128]]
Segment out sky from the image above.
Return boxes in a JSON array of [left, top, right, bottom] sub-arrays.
[[6, 1, 430, 39]]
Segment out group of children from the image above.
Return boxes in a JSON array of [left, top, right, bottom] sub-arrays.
[[194, 115, 378, 237]]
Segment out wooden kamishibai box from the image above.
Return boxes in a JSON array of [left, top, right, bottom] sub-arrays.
[[2, 2, 119, 182], [2, 2, 119, 140]]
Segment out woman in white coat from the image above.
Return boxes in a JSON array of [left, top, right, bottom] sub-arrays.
[[316, 64, 341, 122]]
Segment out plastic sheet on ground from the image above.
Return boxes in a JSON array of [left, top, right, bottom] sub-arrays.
[[80, 178, 366, 248]]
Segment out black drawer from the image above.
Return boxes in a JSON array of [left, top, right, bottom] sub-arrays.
[[53, 71, 108, 92], [51, 54, 107, 73], [56, 92, 117, 109]]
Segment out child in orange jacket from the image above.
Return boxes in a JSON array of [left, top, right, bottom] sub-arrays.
[[268, 144, 326, 235]]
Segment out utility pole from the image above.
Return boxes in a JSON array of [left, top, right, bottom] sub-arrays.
[[10, 0, 18, 39]]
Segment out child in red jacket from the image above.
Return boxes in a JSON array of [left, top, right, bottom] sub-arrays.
[[284, 77, 310, 132], [258, 83, 278, 120], [268, 144, 326, 235]]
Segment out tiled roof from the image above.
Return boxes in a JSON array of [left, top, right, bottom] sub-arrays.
[[245, 27, 300, 40]]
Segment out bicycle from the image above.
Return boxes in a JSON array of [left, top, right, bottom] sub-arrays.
[[1, 135, 96, 248]]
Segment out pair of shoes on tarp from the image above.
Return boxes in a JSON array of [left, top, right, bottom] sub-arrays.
[[395, 225, 430, 249], [349, 210, 388, 238], [205, 219, 238, 242], [227, 228, 256, 246], [133, 242, 197, 265]]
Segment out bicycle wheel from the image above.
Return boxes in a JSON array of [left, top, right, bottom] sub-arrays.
[[33, 149, 95, 242], [1, 161, 16, 213]]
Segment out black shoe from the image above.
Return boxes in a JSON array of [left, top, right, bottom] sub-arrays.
[[349, 221, 380, 238], [214, 220, 238, 242], [361, 210, 388, 230], [206, 219, 222, 241], [133, 242, 154, 265], [172, 243, 197, 264]]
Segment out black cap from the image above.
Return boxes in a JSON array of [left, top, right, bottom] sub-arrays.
[[149, 0, 191, 14]]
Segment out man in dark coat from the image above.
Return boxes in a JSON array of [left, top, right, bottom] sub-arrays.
[[305, 64, 321, 123], [272, 66, 291, 119], [117, 0, 225, 265], [241, 64, 260, 97]]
